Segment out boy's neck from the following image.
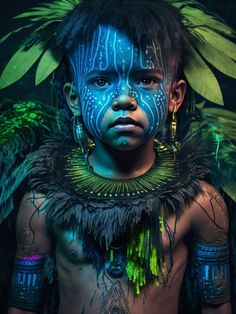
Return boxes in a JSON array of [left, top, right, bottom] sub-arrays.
[[88, 138, 156, 179]]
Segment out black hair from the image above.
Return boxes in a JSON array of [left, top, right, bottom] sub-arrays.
[[53, 0, 195, 140]]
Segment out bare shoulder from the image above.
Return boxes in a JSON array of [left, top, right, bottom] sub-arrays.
[[190, 181, 229, 245], [16, 191, 51, 256]]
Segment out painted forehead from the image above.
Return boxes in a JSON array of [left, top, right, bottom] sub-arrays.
[[69, 25, 164, 77]]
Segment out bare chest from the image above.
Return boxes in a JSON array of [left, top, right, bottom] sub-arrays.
[[53, 213, 189, 314], [54, 228, 188, 314], [54, 206, 190, 264]]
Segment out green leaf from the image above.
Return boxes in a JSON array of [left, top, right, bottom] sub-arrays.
[[14, 0, 81, 21], [171, 1, 195, 9], [223, 182, 236, 203], [202, 107, 236, 140], [35, 43, 63, 85], [0, 42, 45, 89], [0, 24, 33, 44], [196, 41, 236, 79], [181, 7, 235, 36], [204, 107, 236, 121], [35, 20, 59, 32], [14, 9, 63, 21], [184, 45, 223, 105], [196, 28, 236, 61]]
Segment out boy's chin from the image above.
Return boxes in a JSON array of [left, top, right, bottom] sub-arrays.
[[104, 137, 146, 152]]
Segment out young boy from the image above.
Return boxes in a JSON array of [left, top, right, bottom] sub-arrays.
[[2, 0, 233, 313]]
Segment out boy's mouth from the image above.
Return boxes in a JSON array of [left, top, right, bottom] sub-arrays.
[[111, 117, 141, 127], [110, 117, 142, 132]]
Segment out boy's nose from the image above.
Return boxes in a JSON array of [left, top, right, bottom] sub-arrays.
[[112, 95, 137, 111]]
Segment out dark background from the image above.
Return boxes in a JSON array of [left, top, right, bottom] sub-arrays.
[[0, 0, 235, 109]]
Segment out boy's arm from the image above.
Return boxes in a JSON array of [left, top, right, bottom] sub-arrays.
[[190, 181, 231, 314], [8, 191, 52, 314]]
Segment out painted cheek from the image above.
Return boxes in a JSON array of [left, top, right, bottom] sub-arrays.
[[80, 86, 114, 139], [138, 85, 168, 137]]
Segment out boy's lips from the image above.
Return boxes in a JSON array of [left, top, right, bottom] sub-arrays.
[[110, 117, 141, 128]]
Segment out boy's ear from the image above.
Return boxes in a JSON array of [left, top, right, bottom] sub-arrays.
[[63, 82, 81, 116], [168, 80, 186, 112]]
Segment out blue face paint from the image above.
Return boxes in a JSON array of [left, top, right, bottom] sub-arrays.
[[70, 25, 171, 148]]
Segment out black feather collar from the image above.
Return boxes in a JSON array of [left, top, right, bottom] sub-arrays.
[[28, 136, 211, 244]]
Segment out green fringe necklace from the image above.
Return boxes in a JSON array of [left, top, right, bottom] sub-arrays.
[[65, 142, 177, 199]]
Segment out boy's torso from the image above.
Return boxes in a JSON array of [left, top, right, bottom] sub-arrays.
[[23, 140, 224, 313], [53, 213, 189, 314]]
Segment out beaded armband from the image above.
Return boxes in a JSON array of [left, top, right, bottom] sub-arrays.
[[193, 243, 230, 305], [9, 255, 45, 312]]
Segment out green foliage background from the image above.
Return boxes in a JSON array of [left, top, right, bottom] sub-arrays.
[[197, 0, 236, 111]]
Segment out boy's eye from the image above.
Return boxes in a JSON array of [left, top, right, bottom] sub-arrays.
[[91, 78, 111, 87], [137, 77, 159, 87]]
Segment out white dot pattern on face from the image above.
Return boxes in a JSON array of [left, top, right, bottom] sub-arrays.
[[69, 25, 169, 139]]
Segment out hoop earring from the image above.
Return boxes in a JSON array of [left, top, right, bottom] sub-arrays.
[[170, 105, 180, 153], [72, 115, 88, 158]]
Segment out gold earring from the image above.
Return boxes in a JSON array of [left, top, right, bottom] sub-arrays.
[[170, 105, 180, 153], [72, 115, 88, 158]]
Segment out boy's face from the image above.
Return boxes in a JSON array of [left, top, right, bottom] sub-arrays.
[[69, 25, 177, 151]]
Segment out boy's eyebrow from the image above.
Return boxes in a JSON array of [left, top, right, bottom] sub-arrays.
[[85, 70, 117, 78], [130, 69, 164, 79], [85, 69, 164, 79]]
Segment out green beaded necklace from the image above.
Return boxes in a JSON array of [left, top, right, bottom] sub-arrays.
[[65, 142, 177, 199]]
